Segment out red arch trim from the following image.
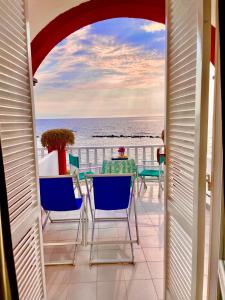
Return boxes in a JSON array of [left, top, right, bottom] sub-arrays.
[[211, 25, 216, 65], [31, 0, 215, 74], [31, 0, 165, 74]]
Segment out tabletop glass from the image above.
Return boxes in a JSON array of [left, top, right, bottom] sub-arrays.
[[101, 159, 137, 174]]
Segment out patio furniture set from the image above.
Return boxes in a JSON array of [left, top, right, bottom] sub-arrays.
[[39, 153, 164, 266]]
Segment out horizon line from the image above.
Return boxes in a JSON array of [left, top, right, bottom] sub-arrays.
[[35, 115, 165, 120]]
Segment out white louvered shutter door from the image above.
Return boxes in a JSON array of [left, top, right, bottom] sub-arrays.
[[165, 0, 210, 299], [0, 0, 46, 299]]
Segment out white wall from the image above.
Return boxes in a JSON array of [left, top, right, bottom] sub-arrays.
[[28, 0, 89, 40], [28, 0, 216, 41], [38, 151, 59, 176]]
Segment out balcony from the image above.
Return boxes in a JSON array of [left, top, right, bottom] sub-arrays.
[[43, 182, 164, 300], [38, 144, 210, 300]]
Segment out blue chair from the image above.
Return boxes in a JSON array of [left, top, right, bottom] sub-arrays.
[[85, 173, 139, 265], [39, 175, 85, 265], [137, 156, 165, 195]]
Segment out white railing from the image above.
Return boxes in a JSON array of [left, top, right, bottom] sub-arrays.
[[37, 144, 164, 166]]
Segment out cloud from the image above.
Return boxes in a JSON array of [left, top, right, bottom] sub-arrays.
[[34, 19, 165, 118], [141, 22, 165, 33]]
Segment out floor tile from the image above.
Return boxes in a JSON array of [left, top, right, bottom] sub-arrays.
[[143, 247, 164, 262], [97, 265, 125, 281], [137, 226, 159, 236], [43, 182, 209, 300], [97, 281, 127, 300], [67, 282, 97, 300], [153, 278, 164, 300], [47, 250, 74, 263], [97, 249, 132, 262], [76, 250, 93, 265], [125, 279, 158, 300], [45, 265, 71, 285], [69, 264, 97, 283], [131, 248, 146, 263], [123, 262, 151, 280], [139, 236, 163, 248], [148, 262, 164, 279], [47, 284, 68, 300]]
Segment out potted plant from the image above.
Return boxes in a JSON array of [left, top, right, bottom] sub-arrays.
[[118, 146, 125, 158], [41, 129, 75, 175]]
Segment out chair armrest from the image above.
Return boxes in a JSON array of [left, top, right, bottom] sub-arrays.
[[136, 164, 161, 172], [142, 160, 158, 163], [136, 163, 159, 168], [79, 162, 93, 167], [79, 165, 102, 172]]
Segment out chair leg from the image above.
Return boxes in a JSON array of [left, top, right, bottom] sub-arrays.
[[89, 179, 93, 192], [133, 197, 139, 245], [83, 202, 88, 247], [89, 211, 96, 264], [136, 177, 139, 197], [138, 177, 143, 196], [143, 177, 147, 190], [158, 176, 162, 198], [48, 212, 53, 223], [126, 210, 134, 264], [73, 209, 82, 265], [42, 211, 50, 230]]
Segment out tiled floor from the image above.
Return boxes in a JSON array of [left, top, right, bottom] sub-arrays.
[[43, 182, 164, 300], [43, 182, 210, 300]]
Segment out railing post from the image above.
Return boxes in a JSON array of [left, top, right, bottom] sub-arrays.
[[86, 148, 90, 165], [135, 147, 138, 164], [111, 148, 113, 158], [151, 147, 154, 161], [103, 148, 106, 161], [143, 147, 146, 162], [127, 146, 130, 158], [94, 149, 97, 165], [78, 148, 81, 162]]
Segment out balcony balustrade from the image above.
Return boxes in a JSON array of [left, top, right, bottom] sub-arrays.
[[37, 144, 164, 166]]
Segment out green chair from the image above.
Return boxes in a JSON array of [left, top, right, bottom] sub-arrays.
[[137, 156, 164, 195], [69, 153, 100, 181]]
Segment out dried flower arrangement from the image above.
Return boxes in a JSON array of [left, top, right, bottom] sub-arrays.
[[41, 129, 75, 149]]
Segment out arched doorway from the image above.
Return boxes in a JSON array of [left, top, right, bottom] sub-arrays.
[[32, 1, 214, 298], [0, 0, 220, 299], [34, 16, 166, 299]]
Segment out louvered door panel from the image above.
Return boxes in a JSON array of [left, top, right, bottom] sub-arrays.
[[165, 0, 210, 299], [0, 0, 46, 299]]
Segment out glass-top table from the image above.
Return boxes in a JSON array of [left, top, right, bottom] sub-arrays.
[[101, 159, 137, 174]]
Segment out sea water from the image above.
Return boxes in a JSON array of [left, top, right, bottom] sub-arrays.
[[36, 116, 164, 148]]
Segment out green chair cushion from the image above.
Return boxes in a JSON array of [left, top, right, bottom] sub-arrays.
[[138, 169, 163, 177], [79, 171, 94, 181], [69, 154, 80, 168]]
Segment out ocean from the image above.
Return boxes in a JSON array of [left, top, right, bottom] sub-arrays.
[[35, 116, 164, 148], [36, 116, 213, 174]]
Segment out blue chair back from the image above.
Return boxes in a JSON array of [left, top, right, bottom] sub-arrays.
[[92, 175, 132, 210], [39, 177, 82, 211]]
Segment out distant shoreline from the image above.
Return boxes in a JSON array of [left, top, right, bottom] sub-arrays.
[[92, 134, 161, 138], [36, 115, 164, 121]]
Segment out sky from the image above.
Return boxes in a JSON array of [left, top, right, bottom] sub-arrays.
[[34, 18, 165, 118]]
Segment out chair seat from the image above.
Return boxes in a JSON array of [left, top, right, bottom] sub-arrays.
[[138, 169, 163, 177], [79, 171, 94, 181]]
